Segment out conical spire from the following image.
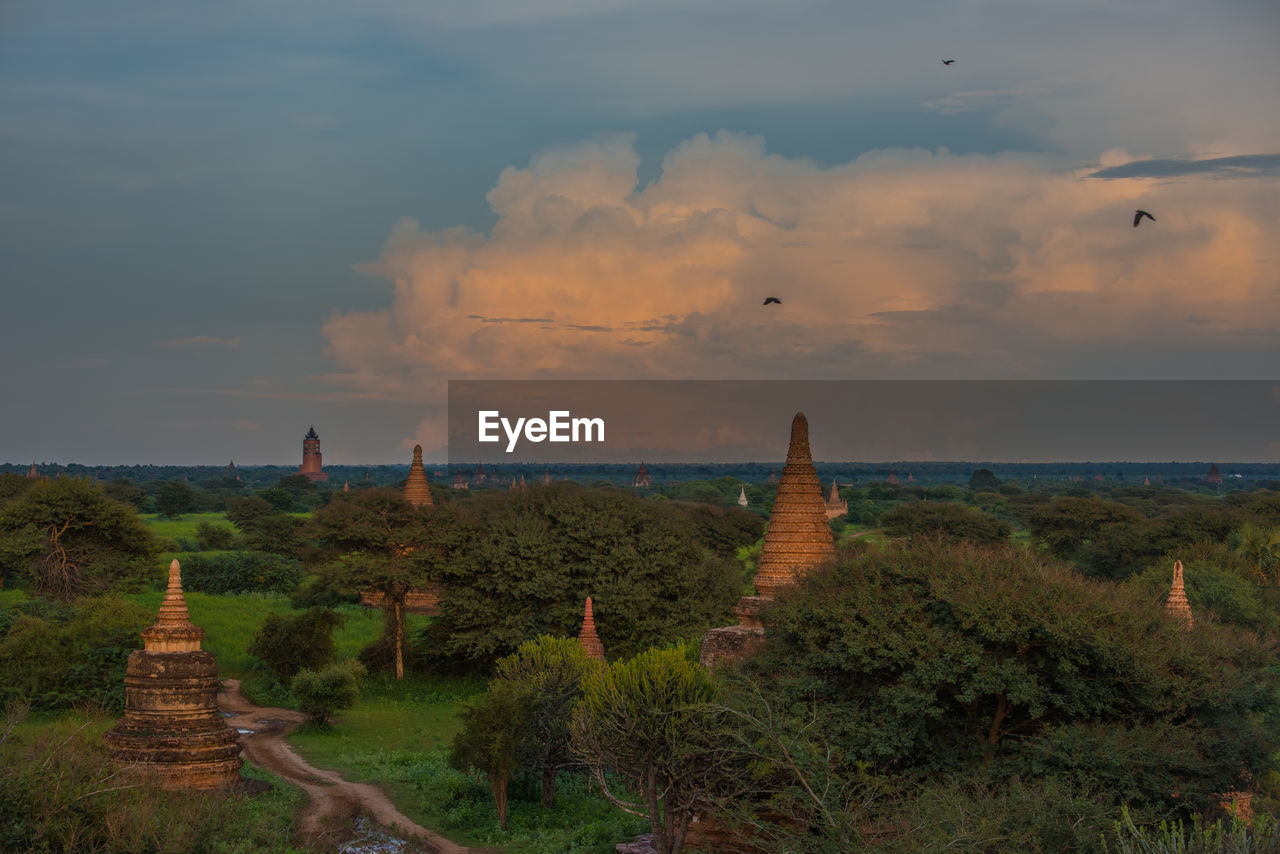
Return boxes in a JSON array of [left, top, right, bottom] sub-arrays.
[[141, 559, 204, 652], [1166, 559, 1194, 628], [578, 596, 606, 661], [738, 485, 748, 507], [405, 444, 433, 508], [753, 413, 835, 597], [829, 479, 839, 503]]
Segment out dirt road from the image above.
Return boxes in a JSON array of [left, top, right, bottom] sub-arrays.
[[218, 678, 472, 854]]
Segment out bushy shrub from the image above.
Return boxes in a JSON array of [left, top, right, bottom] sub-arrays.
[[247, 606, 343, 681], [0, 595, 148, 710], [291, 658, 366, 725], [181, 551, 303, 595], [195, 521, 237, 551]]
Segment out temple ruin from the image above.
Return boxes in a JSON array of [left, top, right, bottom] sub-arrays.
[[103, 559, 243, 790]]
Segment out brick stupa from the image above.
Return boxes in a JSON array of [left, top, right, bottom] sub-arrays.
[[104, 560, 243, 790], [1166, 559, 1194, 628], [700, 412, 835, 668], [404, 444, 434, 508], [578, 597, 606, 661]]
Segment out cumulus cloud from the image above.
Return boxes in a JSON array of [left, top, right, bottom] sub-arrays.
[[152, 335, 241, 349], [324, 131, 1280, 399]]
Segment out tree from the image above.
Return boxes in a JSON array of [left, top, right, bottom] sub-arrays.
[[492, 635, 595, 807], [1026, 496, 1143, 561], [257, 487, 295, 513], [878, 501, 1011, 544], [435, 485, 739, 666], [744, 538, 1278, 820], [1229, 523, 1280, 584], [449, 679, 534, 830], [968, 469, 1000, 492], [571, 646, 721, 854], [225, 496, 307, 558], [308, 489, 454, 678], [155, 480, 195, 519], [0, 478, 159, 601], [290, 658, 366, 726], [247, 607, 344, 681]]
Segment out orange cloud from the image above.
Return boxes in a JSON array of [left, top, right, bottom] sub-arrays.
[[323, 131, 1280, 404]]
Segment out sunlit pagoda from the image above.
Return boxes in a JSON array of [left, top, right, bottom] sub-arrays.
[[298, 426, 328, 483], [104, 560, 243, 790], [404, 445, 434, 508], [1166, 559, 1194, 628], [578, 597, 606, 661]]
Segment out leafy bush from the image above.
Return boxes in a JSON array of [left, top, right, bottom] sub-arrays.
[[181, 551, 303, 595], [878, 501, 1011, 544], [247, 606, 343, 681], [291, 658, 366, 725], [195, 521, 237, 551], [1102, 808, 1280, 854], [0, 595, 148, 710]]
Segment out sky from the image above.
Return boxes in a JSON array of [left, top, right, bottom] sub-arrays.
[[1, 0, 1278, 465]]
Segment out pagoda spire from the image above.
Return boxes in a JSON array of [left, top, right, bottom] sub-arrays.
[[1166, 559, 1194, 628], [141, 559, 204, 653], [404, 444, 434, 508], [578, 597, 606, 661], [752, 413, 835, 597]]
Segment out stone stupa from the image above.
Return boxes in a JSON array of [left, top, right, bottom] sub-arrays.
[[1166, 559, 1194, 628], [700, 412, 835, 667], [578, 597, 606, 661], [404, 444, 434, 508], [104, 559, 243, 790]]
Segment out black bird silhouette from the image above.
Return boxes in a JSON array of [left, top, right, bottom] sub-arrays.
[[942, 59, 956, 65], [1133, 210, 1155, 227], [762, 297, 782, 305]]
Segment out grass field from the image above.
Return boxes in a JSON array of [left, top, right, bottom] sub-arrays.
[[287, 675, 644, 854], [121, 592, 396, 677]]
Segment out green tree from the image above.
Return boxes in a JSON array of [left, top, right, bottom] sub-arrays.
[[968, 469, 1001, 492], [290, 658, 366, 726], [571, 646, 720, 854], [745, 539, 1278, 819], [155, 480, 196, 519], [257, 487, 295, 513], [0, 478, 159, 601], [449, 679, 534, 830], [308, 489, 454, 679], [492, 635, 595, 807], [436, 485, 738, 666], [1229, 523, 1280, 584], [1026, 495, 1144, 561], [247, 607, 344, 681], [878, 501, 1011, 544], [225, 496, 307, 557]]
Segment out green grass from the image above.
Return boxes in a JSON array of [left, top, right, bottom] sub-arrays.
[[141, 511, 230, 543], [287, 675, 644, 853], [121, 592, 390, 678]]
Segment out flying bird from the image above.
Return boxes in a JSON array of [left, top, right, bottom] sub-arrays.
[[942, 59, 956, 65], [762, 297, 782, 305], [1133, 210, 1156, 227]]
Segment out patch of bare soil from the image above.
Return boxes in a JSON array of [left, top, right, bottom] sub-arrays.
[[218, 678, 473, 854]]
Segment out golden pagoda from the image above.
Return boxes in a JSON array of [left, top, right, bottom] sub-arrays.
[[1166, 559, 1194, 628], [578, 597, 606, 661], [104, 560, 243, 790], [404, 444, 433, 508]]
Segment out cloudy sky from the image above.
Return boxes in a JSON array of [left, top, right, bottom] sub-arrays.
[[1, 0, 1277, 464]]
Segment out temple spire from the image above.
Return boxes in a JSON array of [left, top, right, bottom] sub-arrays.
[[578, 596, 606, 661], [404, 444, 433, 508], [752, 413, 835, 597], [1166, 559, 1194, 628], [141, 559, 204, 653]]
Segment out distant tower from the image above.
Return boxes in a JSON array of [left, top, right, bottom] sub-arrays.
[[1207, 464, 1223, 485], [824, 478, 848, 519], [543, 466, 552, 485], [343, 481, 350, 492], [633, 462, 652, 488], [298, 426, 328, 482], [474, 462, 487, 485], [104, 560, 242, 790], [1166, 560, 1194, 628], [578, 597, 606, 661], [404, 445, 434, 508], [26, 462, 38, 479], [885, 468, 900, 486], [738, 485, 748, 507], [1143, 476, 1151, 486]]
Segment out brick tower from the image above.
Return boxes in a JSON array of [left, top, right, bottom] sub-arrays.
[[404, 444, 433, 508], [298, 426, 328, 482], [578, 597, 606, 661]]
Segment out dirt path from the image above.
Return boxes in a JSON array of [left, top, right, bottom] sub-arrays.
[[218, 678, 472, 854]]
